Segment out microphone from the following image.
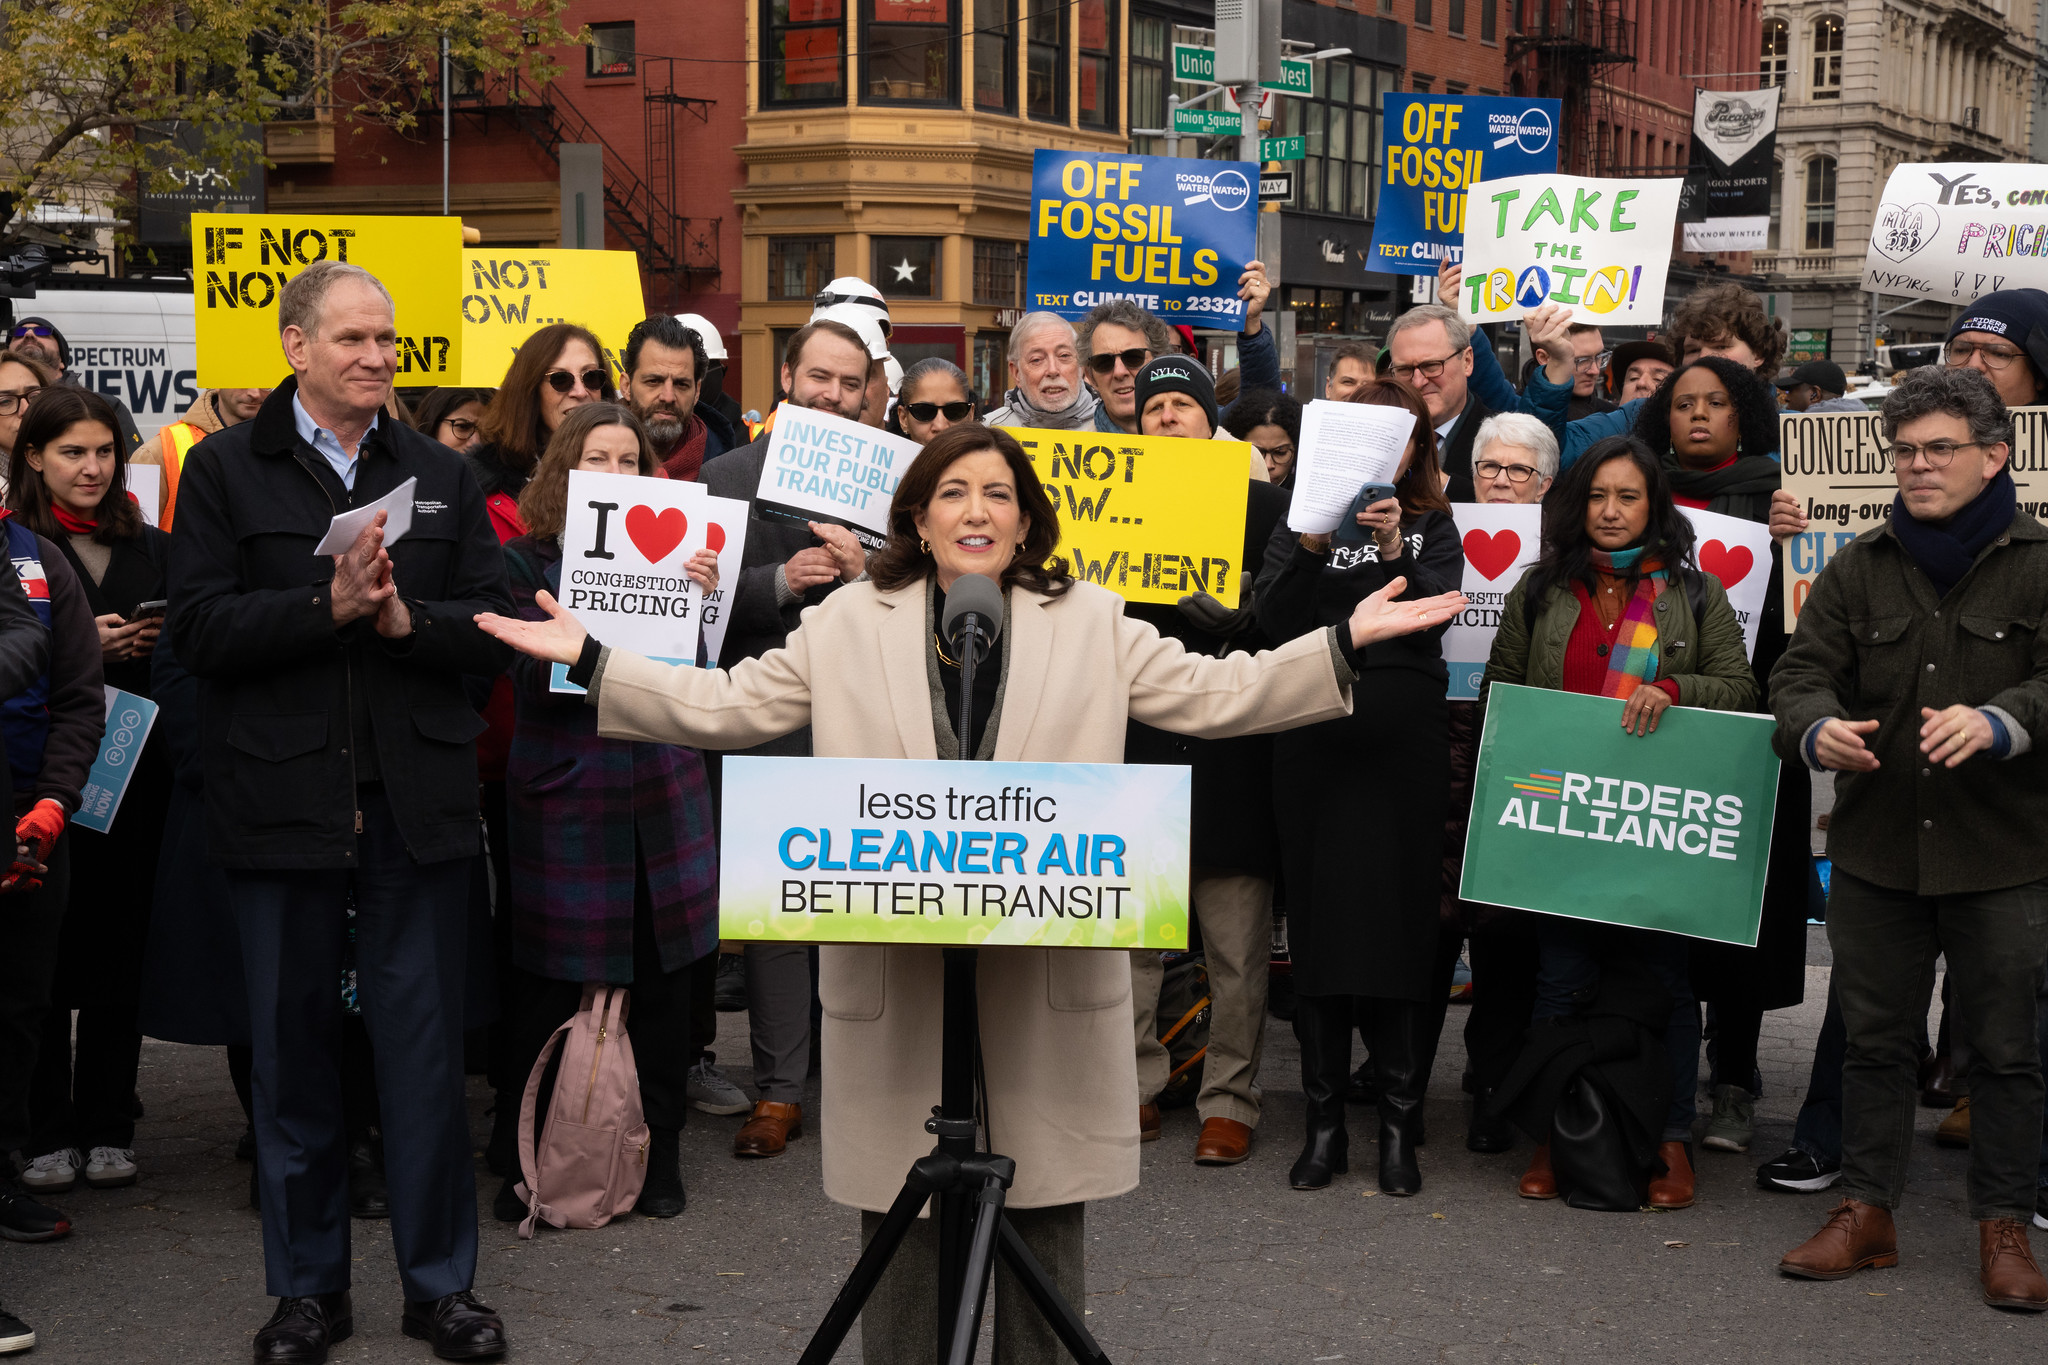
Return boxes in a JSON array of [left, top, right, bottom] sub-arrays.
[[940, 573, 1004, 665]]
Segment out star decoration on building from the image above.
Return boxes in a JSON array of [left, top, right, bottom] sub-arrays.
[[892, 257, 918, 283]]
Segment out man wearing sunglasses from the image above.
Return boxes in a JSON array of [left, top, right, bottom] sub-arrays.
[[8, 316, 143, 455], [1077, 261, 1278, 434]]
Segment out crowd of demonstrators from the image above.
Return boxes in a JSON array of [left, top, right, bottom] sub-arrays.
[[6, 255, 2048, 1363]]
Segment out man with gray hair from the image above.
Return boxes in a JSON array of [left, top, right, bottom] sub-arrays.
[[169, 259, 516, 1361], [1385, 300, 1577, 503], [1771, 364, 2048, 1310], [1078, 262, 1276, 433], [1468, 412, 1559, 504], [982, 312, 1099, 430]]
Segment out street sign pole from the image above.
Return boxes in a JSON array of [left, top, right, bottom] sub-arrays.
[[1166, 93, 1180, 159]]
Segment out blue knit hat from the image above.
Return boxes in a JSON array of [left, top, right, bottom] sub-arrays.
[[1947, 289, 2048, 390]]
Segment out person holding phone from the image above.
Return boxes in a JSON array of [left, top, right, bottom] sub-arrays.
[[7, 387, 164, 1196], [1254, 379, 1466, 1196]]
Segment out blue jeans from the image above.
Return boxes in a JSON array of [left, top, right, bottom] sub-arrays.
[[1532, 919, 1699, 1143]]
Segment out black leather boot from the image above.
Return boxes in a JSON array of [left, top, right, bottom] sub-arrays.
[[1290, 994, 1351, 1190], [1374, 1000, 1425, 1196], [634, 1126, 686, 1218], [1466, 1087, 1515, 1154]]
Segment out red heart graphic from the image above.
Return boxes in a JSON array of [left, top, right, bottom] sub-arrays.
[[1462, 528, 1523, 581], [624, 505, 688, 564], [1699, 540, 1753, 588], [704, 523, 726, 555]]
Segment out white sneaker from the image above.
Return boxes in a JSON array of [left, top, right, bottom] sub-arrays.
[[19, 1149, 80, 1194], [685, 1057, 752, 1115], [84, 1147, 137, 1189]]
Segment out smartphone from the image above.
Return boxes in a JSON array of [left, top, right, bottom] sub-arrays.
[[1331, 483, 1402, 547], [131, 599, 168, 619]]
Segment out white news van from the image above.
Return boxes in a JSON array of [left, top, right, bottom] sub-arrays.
[[17, 286, 198, 442]]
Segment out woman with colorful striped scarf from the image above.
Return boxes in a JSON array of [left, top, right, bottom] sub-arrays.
[[1477, 435, 1758, 1212]]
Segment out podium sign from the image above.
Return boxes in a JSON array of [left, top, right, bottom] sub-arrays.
[[718, 757, 1192, 949]]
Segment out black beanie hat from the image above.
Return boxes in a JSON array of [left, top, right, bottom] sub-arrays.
[[1133, 355, 1218, 434], [9, 316, 69, 369], [1947, 289, 2048, 391]]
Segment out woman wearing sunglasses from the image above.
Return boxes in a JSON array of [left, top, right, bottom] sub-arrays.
[[884, 358, 975, 445], [472, 324, 616, 544]]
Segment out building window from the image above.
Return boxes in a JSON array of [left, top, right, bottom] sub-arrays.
[[974, 0, 1014, 112], [1129, 12, 1165, 152], [769, 235, 836, 300], [1280, 59, 1385, 218], [873, 236, 941, 297], [1482, 0, 1497, 42], [1812, 17, 1843, 100], [766, 1, 846, 105], [1027, 0, 1066, 122], [1077, 0, 1117, 129], [587, 22, 635, 77], [1416, 0, 1432, 27], [1448, 0, 1465, 35], [1761, 19, 1789, 88], [972, 238, 1021, 306], [1804, 156, 1837, 251], [1768, 160, 1782, 250], [1412, 73, 1432, 93], [863, 0, 957, 104]]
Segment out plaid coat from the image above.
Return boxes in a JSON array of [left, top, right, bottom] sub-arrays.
[[503, 536, 718, 982]]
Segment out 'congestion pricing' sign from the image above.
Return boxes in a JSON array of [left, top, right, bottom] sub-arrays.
[[1025, 150, 1259, 330]]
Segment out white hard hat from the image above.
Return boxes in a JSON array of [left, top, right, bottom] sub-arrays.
[[673, 313, 726, 361], [811, 302, 891, 361], [812, 276, 892, 337], [884, 354, 904, 396]]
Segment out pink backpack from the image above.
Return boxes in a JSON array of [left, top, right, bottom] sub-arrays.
[[513, 984, 649, 1237]]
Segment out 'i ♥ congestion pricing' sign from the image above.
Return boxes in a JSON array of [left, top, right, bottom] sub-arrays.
[[559, 469, 748, 673]]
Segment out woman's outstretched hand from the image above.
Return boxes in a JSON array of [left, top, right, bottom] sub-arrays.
[[476, 590, 589, 665], [1348, 577, 1468, 650]]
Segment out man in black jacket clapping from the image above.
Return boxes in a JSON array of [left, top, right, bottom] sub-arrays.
[[168, 261, 514, 1363]]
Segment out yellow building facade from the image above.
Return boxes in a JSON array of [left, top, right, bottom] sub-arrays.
[[736, 2, 1132, 414]]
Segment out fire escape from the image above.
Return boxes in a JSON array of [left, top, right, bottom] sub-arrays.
[[448, 57, 720, 303], [1509, 1, 1637, 176]]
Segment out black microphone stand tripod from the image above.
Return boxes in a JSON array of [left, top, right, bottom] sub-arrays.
[[796, 591, 1109, 1365]]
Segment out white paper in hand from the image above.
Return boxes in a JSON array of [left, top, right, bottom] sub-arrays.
[[1287, 400, 1417, 534], [314, 477, 417, 556]]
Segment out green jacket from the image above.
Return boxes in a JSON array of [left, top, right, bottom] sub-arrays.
[[1478, 570, 1759, 714], [1769, 510, 2048, 896]]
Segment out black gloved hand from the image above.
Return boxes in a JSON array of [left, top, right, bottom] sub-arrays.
[[1176, 591, 1253, 637]]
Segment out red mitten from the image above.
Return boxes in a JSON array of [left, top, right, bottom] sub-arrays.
[[16, 798, 65, 863]]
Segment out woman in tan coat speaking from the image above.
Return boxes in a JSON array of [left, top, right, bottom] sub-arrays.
[[477, 423, 1466, 1362]]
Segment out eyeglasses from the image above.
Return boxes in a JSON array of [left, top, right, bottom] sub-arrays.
[[1884, 439, 1982, 470], [1945, 340, 2025, 371], [544, 367, 609, 394], [1387, 352, 1464, 381], [7, 325, 53, 340], [0, 386, 43, 415], [1474, 458, 1542, 485], [1572, 351, 1614, 372], [902, 400, 974, 422], [1085, 347, 1152, 375], [1252, 442, 1295, 462], [438, 416, 479, 438]]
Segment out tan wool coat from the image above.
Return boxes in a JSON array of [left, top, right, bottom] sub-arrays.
[[593, 576, 1353, 1211]]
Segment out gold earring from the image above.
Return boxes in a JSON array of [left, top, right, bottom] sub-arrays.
[[920, 539, 930, 553]]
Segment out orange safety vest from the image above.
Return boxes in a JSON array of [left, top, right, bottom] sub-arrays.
[[155, 421, 205, 531]]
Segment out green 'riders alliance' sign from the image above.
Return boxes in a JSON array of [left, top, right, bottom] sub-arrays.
[[1460, 685, 1781, 946]]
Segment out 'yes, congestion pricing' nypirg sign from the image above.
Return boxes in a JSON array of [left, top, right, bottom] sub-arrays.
[[1460, 684, 1781, 946], [1026, 151, 1259, 329]]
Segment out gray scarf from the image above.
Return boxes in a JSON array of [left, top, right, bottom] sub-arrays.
[[989, 383, 1100, 431]]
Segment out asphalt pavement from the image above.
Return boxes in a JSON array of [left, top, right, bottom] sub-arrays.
[[6, 928, 2043, 1363]]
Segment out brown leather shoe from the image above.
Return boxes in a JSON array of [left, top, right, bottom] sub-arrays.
[[1981, 1219, 2048, 1310], [1937, 1097, 1972, 1148], [1778, 1199, 1899, 1280], [1138, 1103, 1161, 1143], [1647, 1141, 1695, 1210], [1193, 1117, 1252, 1166], [733, 1101, 803, 1158], [1518, 1142, 1558, 1199]]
